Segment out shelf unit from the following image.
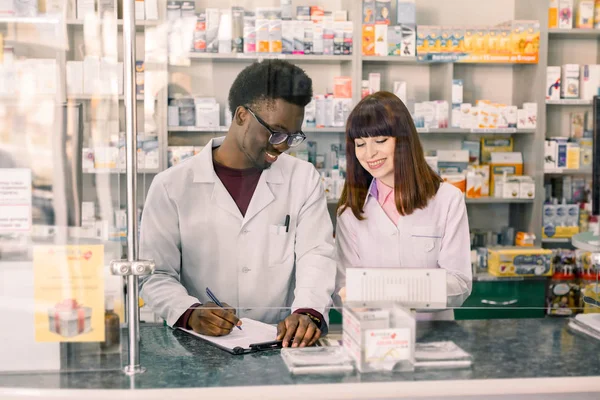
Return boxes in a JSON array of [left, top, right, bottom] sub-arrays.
[[545, 21, 597, 249], [0, 0, 557, 246], [159, 0, 551, 243], [546, 99, 593, 105], [544, 168, 593, 175]]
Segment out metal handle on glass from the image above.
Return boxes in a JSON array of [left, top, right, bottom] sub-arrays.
[[480, 299, 518, 306]]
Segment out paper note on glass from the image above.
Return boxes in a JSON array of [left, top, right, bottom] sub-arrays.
[[179, 318, 277, 354], [345, 268, 447, 309]]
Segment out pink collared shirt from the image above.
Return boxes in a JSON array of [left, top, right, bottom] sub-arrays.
[[376, 179, 401, 225]]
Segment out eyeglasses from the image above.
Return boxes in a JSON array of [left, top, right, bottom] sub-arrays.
[[245, 106, 306, 148]]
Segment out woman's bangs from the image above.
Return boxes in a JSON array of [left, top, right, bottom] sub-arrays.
[[347, 106, 394, 140]]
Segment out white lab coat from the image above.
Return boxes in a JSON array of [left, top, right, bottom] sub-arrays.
[[335, 181, 472, 320], [139, 137, 337, 327]]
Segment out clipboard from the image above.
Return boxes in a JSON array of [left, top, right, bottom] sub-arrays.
[[177, 318, 280, 355]]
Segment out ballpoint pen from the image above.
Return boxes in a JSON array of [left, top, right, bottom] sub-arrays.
[[206, 287, 242, 330]]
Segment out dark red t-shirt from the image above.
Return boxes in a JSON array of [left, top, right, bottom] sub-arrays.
[[212, 160, 262, 216]]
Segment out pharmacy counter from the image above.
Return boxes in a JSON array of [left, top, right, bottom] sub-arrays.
[[1, 319, 600, 399]]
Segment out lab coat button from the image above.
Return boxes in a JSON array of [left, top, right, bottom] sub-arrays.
[[242, 229, 249, 234], [242, 267, 251, 273]]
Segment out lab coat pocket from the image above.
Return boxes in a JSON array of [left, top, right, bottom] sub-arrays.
[[410, 226, 442, 267], [268, 225, 292, 267]]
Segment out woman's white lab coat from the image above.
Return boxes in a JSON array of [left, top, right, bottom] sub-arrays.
[[335, 181, 472, 320], [139, 137, 337, 327]]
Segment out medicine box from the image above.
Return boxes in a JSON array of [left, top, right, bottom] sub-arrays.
[[462, 140, 480, 164], [566, 143, 581, 169], [546, 66, 561, 100], [368, 73, 380, 94], [471, 165, 490, 196], [363, 0, 375, 24], [549, 0, 559, 28], [397, 0, 416, 24], [518, 176, 535, 199], [393, 81, 407, 104], [387, 25, 403, 56], [561, 64, 580, 99], [374, 24, 387, 56], [269, 19, 282, 53], [580, 64, 600, 100], [559, 0, 573, 29], [452, 79, 463, 105], [522, 103, 537, 129], [548, 137, 568, 168], [480, 137, 513, 164], [576, 0, 594, 28], [544, 140, 557, 171], [282, 21, 294, 54], [362, 24, 375, 55], [437, 150, 469, 174], [495, 175, 520, 199], [77, 0, 95, 19], [490, 152, 523, 196], [487, 248, 553, 277], [66, 61, 83, 94]]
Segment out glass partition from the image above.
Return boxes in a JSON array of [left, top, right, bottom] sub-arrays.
[[0, 0, 598, 389], [0, 3, 129, 373]]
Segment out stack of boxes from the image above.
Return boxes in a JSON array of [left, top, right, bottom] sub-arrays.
[[82, 134, 159, 171], [417, 21, 540, 63], [543, 175, 592, 240], [167, 96, 225, 129], [187, 2, 352, 56], [544, 107, 593, 173], [362, 0, 416, 57], [168, 146, 204, 167], [427, 135, 534, 200], [546, 64, 600, 101], [66, 58, 124, 96], [303, 76, 353, 129], [548, 0, 599, 29], [76, 0, 159, 20]]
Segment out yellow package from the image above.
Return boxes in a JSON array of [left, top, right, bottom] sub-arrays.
[[464, 28, 476, 53], [487, 247, 553, 277], [488, 28, 500, 54], [440, 26, 452, 52], [480, 136, 513, 163], [489, 151, 523, 195], [475, 28, 488, 54], [582, 280, 600, 313], [549, 0, 558, 28], [498, 27, 511, 54], [452, 27, 465, 53], [524, 21, 540, 57], [429, 26, 441, 53], [416, 26, 431, 56]]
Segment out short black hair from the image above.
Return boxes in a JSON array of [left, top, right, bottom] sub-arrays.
[[228, 59, 313, 115]]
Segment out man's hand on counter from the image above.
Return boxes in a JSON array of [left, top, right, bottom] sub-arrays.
[[188, 302, 242, 336], [276, 314, 321, 348]]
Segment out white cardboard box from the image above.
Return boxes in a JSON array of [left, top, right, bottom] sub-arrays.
[[561, 64, 580, 99], [66, 61, 83, 95], [547, 66, 561, 100], [544, 140, 557, 170], [580, 64, 600, 100], [145, 0, 158, 20], [135, 0, 145, 20], [76, 0, 95, 20], [559, 0, 574, 29], [83, 56, 101, 95]]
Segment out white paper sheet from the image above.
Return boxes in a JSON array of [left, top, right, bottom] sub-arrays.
[[346, 268, 447, 309], [179, 318, 277, 353]]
